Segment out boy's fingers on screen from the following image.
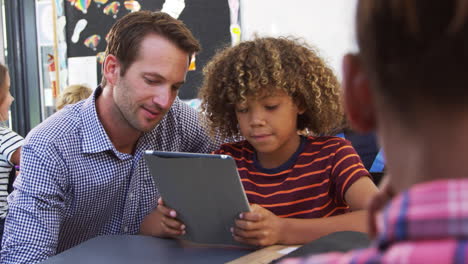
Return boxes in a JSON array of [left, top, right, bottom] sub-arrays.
[[239, 212, 261, 221], [249, 204, 272, 220], [162, 216, 184, 230], [235, 218, 260, 230], [232, 226, 260, 239], [161, 218, 185, 236], [162, 224, 184, 236], [157, 203, 177, 218], [158, 197, 164, 205]]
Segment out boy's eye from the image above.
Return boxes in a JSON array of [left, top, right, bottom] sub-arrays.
[[265, 105, 278, 110], [236, 107, 248, 113]]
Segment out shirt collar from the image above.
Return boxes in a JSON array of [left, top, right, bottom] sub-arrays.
[[376, 178, 468, 249], [81, 86, 118, 155], [81, 86, 155, 161]]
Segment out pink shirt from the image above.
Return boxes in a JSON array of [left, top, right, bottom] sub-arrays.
[[280, 179, 468, 263]]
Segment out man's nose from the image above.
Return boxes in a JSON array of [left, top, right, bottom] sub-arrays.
[[152, 86, 173, 110]]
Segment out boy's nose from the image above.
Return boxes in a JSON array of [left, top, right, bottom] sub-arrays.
[[249, 112, 266, 126]]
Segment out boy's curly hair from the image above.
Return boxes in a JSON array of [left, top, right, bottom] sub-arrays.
[[198, 37, 344, 139]]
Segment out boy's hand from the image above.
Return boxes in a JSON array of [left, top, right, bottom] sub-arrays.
[[231, 204, 285, 246], [140, 198, 186, 237]]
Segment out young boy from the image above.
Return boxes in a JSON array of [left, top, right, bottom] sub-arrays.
[[280, 0, 468, 263], [197, 37, 378, 246]]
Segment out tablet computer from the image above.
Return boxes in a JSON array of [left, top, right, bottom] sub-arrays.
[[144, 150, 251, 247]]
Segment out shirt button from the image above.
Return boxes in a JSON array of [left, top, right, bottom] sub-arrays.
[[129, 193, 134, 199], [123, 226, 128, 232]]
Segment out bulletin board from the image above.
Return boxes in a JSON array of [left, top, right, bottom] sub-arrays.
[[64, 0, 231, 99]]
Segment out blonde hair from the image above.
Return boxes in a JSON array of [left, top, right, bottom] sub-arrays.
[[56, 84, 93, 110]]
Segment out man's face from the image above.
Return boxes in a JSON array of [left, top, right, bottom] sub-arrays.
[[113, 33, 189, 133]]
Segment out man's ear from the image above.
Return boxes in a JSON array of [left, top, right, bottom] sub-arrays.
[[342, 54, 376, 132], [102, 54, 120, 87]]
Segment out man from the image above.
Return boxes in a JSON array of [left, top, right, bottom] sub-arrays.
[[281, 0, 468, 263], [2, 11, 219, 263]]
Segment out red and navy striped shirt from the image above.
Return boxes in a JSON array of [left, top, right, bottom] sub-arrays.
[[215, 136, 371, 219]]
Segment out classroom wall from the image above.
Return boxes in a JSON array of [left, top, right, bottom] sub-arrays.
[[240, 0, 357, 79], [64, 0, 230, 100]]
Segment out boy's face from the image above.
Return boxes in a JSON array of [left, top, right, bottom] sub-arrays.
[[235, 89, 304, 164]]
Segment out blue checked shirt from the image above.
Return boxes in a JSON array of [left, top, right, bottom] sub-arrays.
[[1, 87, 221, 263]]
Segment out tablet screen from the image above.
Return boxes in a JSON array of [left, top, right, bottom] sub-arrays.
[[145, 151, 251, 247]]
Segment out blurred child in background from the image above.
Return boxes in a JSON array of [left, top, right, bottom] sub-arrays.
[[280, 0, 468, 263], [56, 84, 92, 110], [0, 63, 23, 248]]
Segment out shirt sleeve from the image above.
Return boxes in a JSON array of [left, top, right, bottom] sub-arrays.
[[212, 143, 229, 155], [1, 143, 68, 263], [0, 129, 24, 165], [174, 98, 224, 153], [330, 138, 371, 205]]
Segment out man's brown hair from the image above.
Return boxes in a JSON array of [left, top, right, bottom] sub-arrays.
[[357, 0, 468, 114], [102, 11, 200, 86]]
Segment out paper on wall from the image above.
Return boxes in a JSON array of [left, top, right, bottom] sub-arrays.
[[67, 56, 98, 89], [161, 0, 185, 19]]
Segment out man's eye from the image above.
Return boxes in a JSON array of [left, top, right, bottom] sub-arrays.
[[144, 78, 159, 85]]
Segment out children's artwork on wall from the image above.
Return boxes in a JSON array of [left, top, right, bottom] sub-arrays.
[[53, 0, 69, 93], [71, 19, 88, 43], [188, 54, 196, 71], [124, 1, 141, 12], [70, 0, 92, 14], [104, 33, 110, 48], [96, 52, 105, 64], [84, 34, 101, 51], [103, 1, 121, 18], [64, 0, 231, 99], [228, 0, 240, 45], [93, 0, 109, 8]]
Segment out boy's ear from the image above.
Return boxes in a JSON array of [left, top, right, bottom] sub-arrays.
[[342, 54, 376, 132], [102, 54, 120, 87], [297, 105, 306, 115]]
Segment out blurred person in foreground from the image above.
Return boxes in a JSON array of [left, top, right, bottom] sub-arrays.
[[281, 0, 468, 263]]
